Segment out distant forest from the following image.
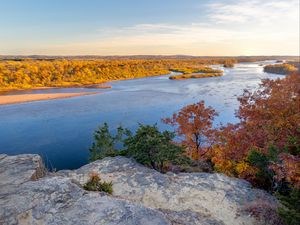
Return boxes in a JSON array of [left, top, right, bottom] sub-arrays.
[[0, 56, 298, 91]]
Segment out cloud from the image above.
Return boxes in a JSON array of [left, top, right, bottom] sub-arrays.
[[207, 0, 299, 25], [4, 0, 298, 55], [44, 23, 251, 55], [42, 20, 297, 56]]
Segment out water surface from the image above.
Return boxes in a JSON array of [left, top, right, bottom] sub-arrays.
[[0, 61, 282, 169]]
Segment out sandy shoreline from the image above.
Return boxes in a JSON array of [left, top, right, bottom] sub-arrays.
[[0, 84, 112, 94], [0, 92, 99, 105]]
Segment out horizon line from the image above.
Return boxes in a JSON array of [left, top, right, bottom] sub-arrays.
[[1, 54, 299, 58]]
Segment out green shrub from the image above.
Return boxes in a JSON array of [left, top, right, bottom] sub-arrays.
[[89, 123, 127, 161], [89, 123, 189, 173], [98, 181, 113, 194], [276, 189, 300, 225], [83, 173, 113, 194], [124, 124, 189, 172], [246, 144, 300, 224]]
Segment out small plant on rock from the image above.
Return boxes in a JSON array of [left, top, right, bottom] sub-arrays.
[[83, 172, 113, 194]]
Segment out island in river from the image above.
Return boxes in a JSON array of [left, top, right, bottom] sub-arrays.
[[169, 72, 222, 80], [263, 63, 299, 74]]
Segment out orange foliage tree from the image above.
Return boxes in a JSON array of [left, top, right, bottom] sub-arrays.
[[162, 100, 218, 160], [212, 74, 300, 189]]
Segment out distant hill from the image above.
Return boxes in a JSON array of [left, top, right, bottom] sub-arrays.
[[0, 55, 299, 61]]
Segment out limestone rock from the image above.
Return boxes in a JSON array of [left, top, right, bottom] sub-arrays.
[[0, 154, 170, 225], [0, 154, 277, 225], [0, 154, 45, 187], [59, 156, 278, 225]]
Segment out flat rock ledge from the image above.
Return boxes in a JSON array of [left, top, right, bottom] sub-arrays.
[[0, 154, 277, 225]]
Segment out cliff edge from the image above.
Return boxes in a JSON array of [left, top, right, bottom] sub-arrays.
[[0, 154, 277, 225]]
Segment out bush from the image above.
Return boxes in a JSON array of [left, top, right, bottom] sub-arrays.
[[89, 123, 127, 161], [89, 123, 189, 173], [276, 189, 300, 225], [124, 124, 189, 173], [246, 147, 277, 190], [83, 172, 113, 194]]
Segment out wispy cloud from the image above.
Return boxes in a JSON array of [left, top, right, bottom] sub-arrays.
[[45, 23, 250, 55], [208, 0, 299, 25], [7, 0, 299, 55]]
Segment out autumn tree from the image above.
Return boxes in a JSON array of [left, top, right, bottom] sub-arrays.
[[163, 100, 218, 159], [211, 74, 300, 189]]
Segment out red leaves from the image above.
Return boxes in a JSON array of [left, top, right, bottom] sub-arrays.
[[164, 74, 300, 189], [213, 74, 300, 188], [237, 74, 300, 149], [162, 100, 218, 160], [270, 153, 300, 189]]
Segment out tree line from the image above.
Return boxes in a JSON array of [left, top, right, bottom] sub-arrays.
[[1, 57, 293, 91]]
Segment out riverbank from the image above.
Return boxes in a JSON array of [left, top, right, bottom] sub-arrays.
[[0, 92, 99, 105]]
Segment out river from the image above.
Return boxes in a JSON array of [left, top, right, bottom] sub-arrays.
[[0, 61, 282, 170]]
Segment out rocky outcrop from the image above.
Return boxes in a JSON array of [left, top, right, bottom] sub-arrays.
[[0, 154, 45, 187], [0, 154, 171, 225], [0, 154, 278, 225]]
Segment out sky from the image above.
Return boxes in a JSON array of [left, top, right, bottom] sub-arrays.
[[0, 0, 299, 56]]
